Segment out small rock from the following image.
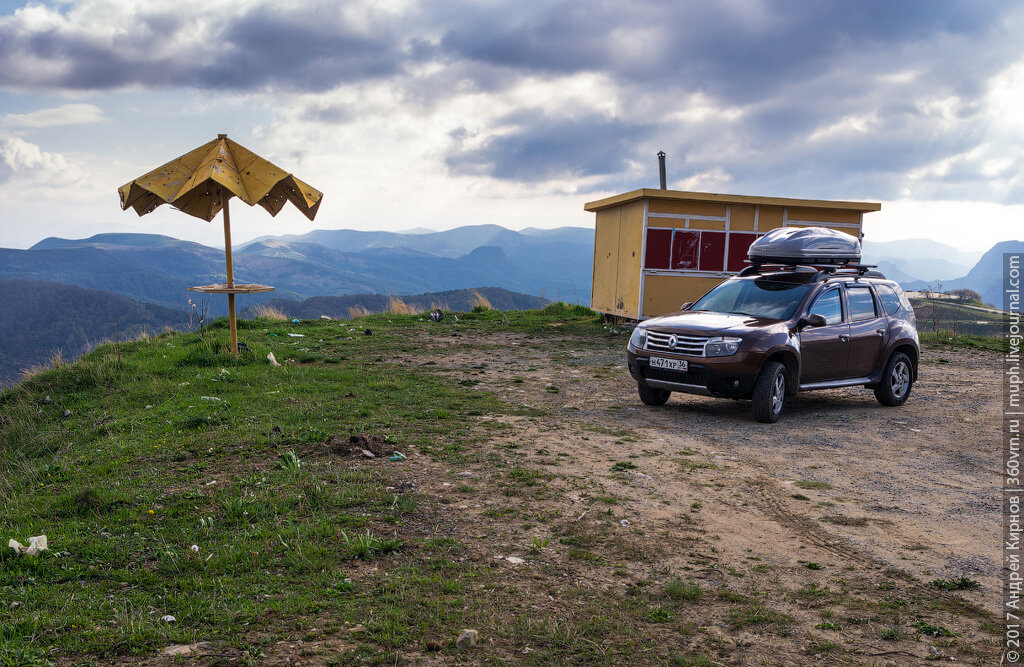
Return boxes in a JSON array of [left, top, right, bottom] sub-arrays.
[[161, 643, 208, 657], [348, 624, 367, 634], [62, 409, 72, 418], [160, 615, 176, 623], [505, 556, 525, 565], [43, 396, 52, 404], [320, 315, 332, 320], [364, 329, 373, 336], [456, 629, 479, 650], [10, 601, 22, 609], [425, 640, 443, 651], [458, 472, 477, 478], [361, 449, 376, 459], [620, 519, 630, 527]]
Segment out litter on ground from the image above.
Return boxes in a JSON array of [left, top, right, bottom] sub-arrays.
[[8, 535, 48, 556]]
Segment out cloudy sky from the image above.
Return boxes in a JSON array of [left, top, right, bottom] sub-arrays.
[[0, 0, 1022, 251]]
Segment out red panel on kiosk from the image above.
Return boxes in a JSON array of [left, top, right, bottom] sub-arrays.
[[727, 233, 758, 272], [644, 228, 672, 269], [671, 230, 699, 270], [699, 231, 726, 271]]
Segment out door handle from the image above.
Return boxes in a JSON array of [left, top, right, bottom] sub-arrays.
[[875, 328, 886, 336], [839, 334, 850, 342]]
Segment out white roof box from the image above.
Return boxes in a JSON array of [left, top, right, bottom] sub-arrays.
[[748, 227, 861, 266]]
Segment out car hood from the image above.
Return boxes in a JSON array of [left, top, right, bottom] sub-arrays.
[[643, 311, 786, 334]]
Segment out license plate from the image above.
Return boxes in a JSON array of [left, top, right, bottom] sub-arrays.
[[649, 357, 688, 371]]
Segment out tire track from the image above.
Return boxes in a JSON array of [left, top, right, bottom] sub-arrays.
[[751, 478, 993, 619]]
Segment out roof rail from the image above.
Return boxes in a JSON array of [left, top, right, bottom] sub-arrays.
[[739, 262, 885, 281]]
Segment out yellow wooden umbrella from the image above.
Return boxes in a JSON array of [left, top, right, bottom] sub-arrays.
[[118, 133, 323, 353]]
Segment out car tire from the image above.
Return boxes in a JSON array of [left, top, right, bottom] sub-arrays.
[[752, 361, 786, 423], [874, 352, 913, 406], [637, 381, 670, 406]]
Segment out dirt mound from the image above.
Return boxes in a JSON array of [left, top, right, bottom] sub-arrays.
[[323, 433, 393, 457]]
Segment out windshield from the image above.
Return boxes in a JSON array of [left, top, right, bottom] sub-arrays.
[[690, 278, 813, 320]]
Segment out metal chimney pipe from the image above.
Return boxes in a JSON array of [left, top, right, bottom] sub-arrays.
[[657, 151, 667, 189]]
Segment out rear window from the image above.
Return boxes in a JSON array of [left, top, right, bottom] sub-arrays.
[[847, 285, 878, 321], [875, 284, 902, 316]]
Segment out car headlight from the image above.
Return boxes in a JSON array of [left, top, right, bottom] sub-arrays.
[[629, 327, 647, 350], [704, 336, 742, 357]]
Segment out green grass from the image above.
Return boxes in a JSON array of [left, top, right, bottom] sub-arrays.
[[0, 304, 1002, 664], [794, 480, 833, 490], [724, 605, 794, 634], [920, 331, 1009, 353], [664, 580, 703, 602], [0, 307, 627, 663], [929, 576, 981, 591]]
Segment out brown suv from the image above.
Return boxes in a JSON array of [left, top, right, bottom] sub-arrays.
[[626, 266, 919, 422]]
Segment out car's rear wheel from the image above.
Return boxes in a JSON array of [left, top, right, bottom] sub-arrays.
[[637, 381, 671, 406], [752, 361, 786, 423], [874, 352, 913, 406]]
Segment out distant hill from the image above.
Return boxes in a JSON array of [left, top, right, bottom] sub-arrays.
[[242, 224, 594, 259], [862, 238, 979, 282], [243, 287, 549, 320], [909, 240, 1024, 308], [2, 228, 593, 313], [0, 277, 189, 385]]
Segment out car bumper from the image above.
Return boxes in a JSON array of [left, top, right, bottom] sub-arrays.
[[626, 350, 760, 399]]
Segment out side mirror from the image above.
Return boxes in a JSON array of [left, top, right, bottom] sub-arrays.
[[803, 313, 827, 328], [679, 302, 693, 311]]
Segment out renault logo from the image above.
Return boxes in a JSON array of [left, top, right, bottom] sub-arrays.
[[668, 335, 678, 350]]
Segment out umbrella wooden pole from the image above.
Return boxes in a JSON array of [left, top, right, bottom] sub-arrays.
[[222, 197, 238, 355]]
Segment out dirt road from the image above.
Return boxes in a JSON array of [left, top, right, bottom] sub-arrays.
[[393, 325, 1002, 664]]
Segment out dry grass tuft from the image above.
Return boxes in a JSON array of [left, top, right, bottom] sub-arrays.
[[252, 304, 289, 321], [386, 296, 418, 316], [21, 349, 66, 381], [347, 305, 372, 319], [469, 290, 492, 310]]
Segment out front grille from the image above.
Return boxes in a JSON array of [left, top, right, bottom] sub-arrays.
[[642, 366, 706, 386], [645, 331, 708, 356]]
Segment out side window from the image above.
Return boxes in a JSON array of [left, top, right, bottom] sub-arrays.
[[875, 284, 902, 316], [847, 285, 879, 321], [809, 289, 843, 325]]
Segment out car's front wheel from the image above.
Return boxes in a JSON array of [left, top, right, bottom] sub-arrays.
[[874, 352, 913, 406], [637, 381, 671, 406], [752, 361, 786, 423]]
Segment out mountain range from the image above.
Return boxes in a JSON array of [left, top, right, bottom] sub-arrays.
[[8, 225, 593, 315], [0, 277, 191, 385], [860, 238, 983, 285], [0, 223, 1019, 383], [1, 224, 1019, 319]]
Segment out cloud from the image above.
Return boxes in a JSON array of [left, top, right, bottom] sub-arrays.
[[446, 109, 652, 182], [0, 136, 70, 184], [0, 0, 414, 92], [2, 0, 1024, 247], [1, 103, 105, 128]]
